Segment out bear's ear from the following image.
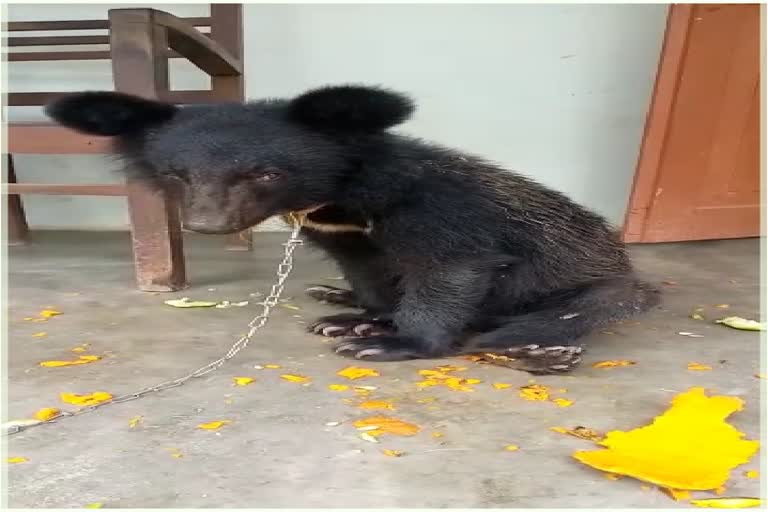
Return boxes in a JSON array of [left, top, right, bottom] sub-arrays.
[[45, 91, 178, 136], [286, 85, 415, 133]]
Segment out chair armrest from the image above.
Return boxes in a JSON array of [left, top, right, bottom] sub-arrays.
[[109, 9, 242, 77]]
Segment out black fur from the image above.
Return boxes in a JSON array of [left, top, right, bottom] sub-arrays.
[[46, 85, 661, 370]]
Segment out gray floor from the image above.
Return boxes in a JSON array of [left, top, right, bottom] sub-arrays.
[[6, 232, 762, 508]]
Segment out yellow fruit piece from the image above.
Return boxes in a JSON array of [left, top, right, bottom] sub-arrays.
[[552, 398, 574, 408], [337, 366, 380, 380], [519, 384, 550, 401], [665, 488, 692, 501], [263, 364, 282, 369], [434, 365, 467, 373], [7, 457, 28, 464], [39, 355, 101, 367], [128, 416, 143, 428], [233, 377, 254, 386], [688, 362, 713, 371], [431, 431, 444, 438], [84, 503, 103, 509], [328, 384, 349, 391], [690, 498, 762, 509], [280, 374, 310, 383], [493, 383, 512, 389], [550, 426, 604, 442], [358, 400, 396, 411], [353, 416, 420, 436], [39, 309, 62, 318], [31, 332, 48, 338], [197, 420, 231, 430], [592, 360, 636, 368], [504, 444, 520, 452], [382, 449, 404, 457], [60, 391, 112, 406], [33, 408, 60, 421], [744, 470, 758, 479], [573, 387, 760, 490], [164, 297, 218, 308], [716, 317, 764, 331]]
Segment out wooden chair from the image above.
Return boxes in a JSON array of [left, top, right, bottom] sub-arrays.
[[4, 5, 253, 292]]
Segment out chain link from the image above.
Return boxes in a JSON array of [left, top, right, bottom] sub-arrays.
[[5, 213, 305, 436]]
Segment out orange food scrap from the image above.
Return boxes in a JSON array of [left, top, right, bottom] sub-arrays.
[[690, 498, 762, 509], [7, 457, 28, 464], [519, 384, 550, 401], [460, 355, 484, 362], [60, 391, 112, 406], [744, 470, 758, 479], [39, 309, 62, 318], [33, 407, 60, 421], [573, 387, 760, 490], [552, 398, 574, 408], [550, 426, 604, 442], [664, 488, 692, 501], [328, 384, 350, 391], [233, 377, 255, 386], [382, 449, 404, 457], [197, 420, 231, 430], [434, 365, 467, 373], [337, 366, 380, 380], [688, 362, 713, 371], [504, 444, 520, 452], [39, 355, 101, 367], [715, 486, 727, 496], [416, 366, 481, 391], [353, 416, 420, 437], [358, 400, 396, 411], [493, 383, 512, 390], [592, 360, 636, 369], [280, 374, 310, 384]]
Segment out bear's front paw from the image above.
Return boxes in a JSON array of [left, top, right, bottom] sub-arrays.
[[305, 285, 358, 307], [332, 336, 442, 361], [472, 344, 584, 374], [309, 313, 394, 338]]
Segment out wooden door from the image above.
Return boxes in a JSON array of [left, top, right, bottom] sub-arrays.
[[623, 4, 761, 243]]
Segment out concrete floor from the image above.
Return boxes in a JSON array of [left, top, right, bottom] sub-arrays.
[[6, 232, 762, 508]]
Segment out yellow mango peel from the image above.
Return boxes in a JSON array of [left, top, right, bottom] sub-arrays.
[[573, 387, 759, 490]]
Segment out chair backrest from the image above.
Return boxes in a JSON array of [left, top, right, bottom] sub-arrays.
[[6, 4, 243, 107]]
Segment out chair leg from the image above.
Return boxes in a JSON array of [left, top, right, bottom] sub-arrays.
[[226, 230, 253, 251], [5, 155, 30, 246], [125, 179, 186, 292]]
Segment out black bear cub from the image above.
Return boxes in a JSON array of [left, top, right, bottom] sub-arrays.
[[47, 85, 660, 373]]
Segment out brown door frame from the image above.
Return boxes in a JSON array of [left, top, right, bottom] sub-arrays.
[[622, 4, 692, 243]]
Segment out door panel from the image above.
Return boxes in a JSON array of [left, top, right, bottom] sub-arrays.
[[623, 4, 761, 243]]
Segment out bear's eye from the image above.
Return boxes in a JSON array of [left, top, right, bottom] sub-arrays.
[[255, 168, 283, 183]]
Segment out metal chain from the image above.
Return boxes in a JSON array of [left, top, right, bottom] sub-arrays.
[[5, 213, 305, 436]]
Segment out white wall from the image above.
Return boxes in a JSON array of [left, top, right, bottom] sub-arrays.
[[6, 3, 669, 230]]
